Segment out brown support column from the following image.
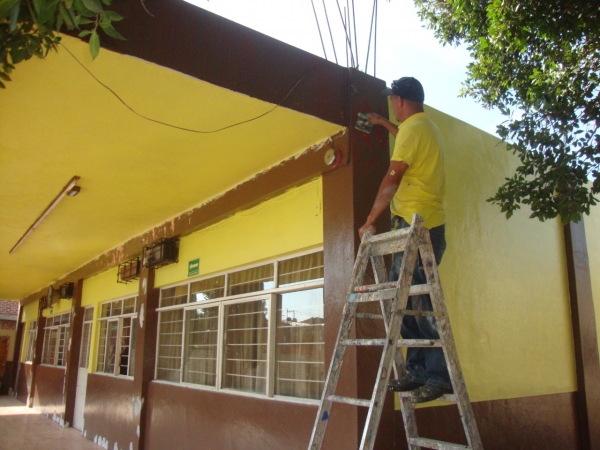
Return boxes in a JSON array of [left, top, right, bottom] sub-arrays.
[[322, 68, 391, 449], [563, 221, 600, 450], [63, 280, 84, 427], [132, 267, 160, 450], [10, 303, 24, 395], [30, 303, 46, 407]]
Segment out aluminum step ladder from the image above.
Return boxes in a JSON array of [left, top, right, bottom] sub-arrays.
[[309, 214, 483, 450]]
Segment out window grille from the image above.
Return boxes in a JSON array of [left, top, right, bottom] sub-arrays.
[[41, 313, 70, 366]]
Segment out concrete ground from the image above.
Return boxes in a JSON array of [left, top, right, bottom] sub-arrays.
[[0, 395, 100, 450]]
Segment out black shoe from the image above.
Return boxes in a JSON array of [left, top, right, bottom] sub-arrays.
[[387, 376, 424, 392], [410, 384, 453, 403]]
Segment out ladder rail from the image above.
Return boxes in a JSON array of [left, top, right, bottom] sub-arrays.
[[417, 228, 483, 450]]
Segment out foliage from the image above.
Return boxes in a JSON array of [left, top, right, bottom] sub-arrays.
[[0, 0, 123, 88], [414, 0, 599, 223]]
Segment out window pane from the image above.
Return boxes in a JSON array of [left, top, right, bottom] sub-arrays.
[[160, 285, 188, 308], [123, 297, 136, 314], [190, 276, 225, 302], [183, 306, 219, 386], [156, 309, 184, 382], [84, 308, 94, 322], [228, 264, 274, 296], [275, 288, 325, 400], [278, 252, 324, 287], [128, 319, 137, 376], [61, 313, 70, 325], [112, 300, 123, 317], [101, 303, 111, 318], [223, 300, 268, 394], [119, 317, 132, 376], [96, 321, 108, 372], [57, 326, 69, 366], [41, 329, 52, 365], [104, 321, 118, 374], [80, 322, 92, 369], [48, 328, 58, 365]]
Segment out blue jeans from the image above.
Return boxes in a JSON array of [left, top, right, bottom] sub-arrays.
[[389, 216, 451, 389]]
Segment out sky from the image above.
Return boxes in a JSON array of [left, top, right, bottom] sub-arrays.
[[185, 0, 505, 136]]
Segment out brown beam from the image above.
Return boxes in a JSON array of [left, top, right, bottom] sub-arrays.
[[132, 267, 160, 450], [63, 280, 84, 428], [29, 303, 46, 407], [563, 221, 600, 450], [9, 304, 24, 395]]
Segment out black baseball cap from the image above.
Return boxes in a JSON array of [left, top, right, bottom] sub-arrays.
[[382, 77, 425, 102]]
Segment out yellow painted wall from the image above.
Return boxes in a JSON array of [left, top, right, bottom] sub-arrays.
[[584, 206, 600, 353], [20, 301, 38, 361], [80, 267, 139, 372], [390, 103, 576, 404], [155, 178, 324, 287], [21, 300, 39, 323], [42, 299, 72, 317]]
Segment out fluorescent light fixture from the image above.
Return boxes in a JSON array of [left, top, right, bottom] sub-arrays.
[[9, 176, 81, 255]]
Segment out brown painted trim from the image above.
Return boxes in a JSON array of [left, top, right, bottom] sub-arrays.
[[82, 0, 348, 126], [20, 133, 345, 306], [29, 305, 46, 407], [563, 221, 600, 450], [395, 392, 581, 450], [9, 304, 24, 393], [63, 280, 84, 428], [133, 268, 160, 450]]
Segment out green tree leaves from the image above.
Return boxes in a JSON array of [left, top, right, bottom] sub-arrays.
[[415, 0, 599, 223], [0, 0, 125, 87]]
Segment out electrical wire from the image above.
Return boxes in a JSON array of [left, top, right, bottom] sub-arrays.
[[60, 43, 307, 134], [310, 0, 328, 61], [365, 0, 376, 74], [321, 0, 338, 65], [352, 0, 358, 69], [374, 0, 378, 77], [334, 0, 355, 68]]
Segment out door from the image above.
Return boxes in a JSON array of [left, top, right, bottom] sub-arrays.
[[73, 307, 93, 431]]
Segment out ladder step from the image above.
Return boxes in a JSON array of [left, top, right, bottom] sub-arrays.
[[399, 392, 457, 403], [349, 284, 431, 303], [366, 228, 411, 256], [355, 313, 384, 320], [340, 339, 442, 347], [327, 395, 371, 407], [409, 437, 470, 449]]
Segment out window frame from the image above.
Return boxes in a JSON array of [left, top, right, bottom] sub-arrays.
[[41, 313, 71, 367], [155, 248, 325, 402], [95, 296, 138, 378], [24, 320, 37, 363]]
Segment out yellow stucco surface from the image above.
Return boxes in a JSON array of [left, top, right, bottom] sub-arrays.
[[584, 206, 600, 353], [391, 104, 576, 406], [156, 178, 324, 287], [20, 300, 39, 323], [42, 299, 72, 317], [81, 267, 139, 372], [0, 35, 342, 301]]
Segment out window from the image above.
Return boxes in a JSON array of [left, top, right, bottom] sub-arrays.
[[24, 320, 37, 362], [96, 297, 137, 376], [41, 313, 70, 366], [156, 251, 325, 401], [79, 307, 94, 369]]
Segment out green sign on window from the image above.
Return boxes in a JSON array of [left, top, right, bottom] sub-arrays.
[[188, 258, 200, 277]]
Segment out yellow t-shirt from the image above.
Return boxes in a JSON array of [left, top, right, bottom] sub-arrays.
[[390, 112, 445, 229]]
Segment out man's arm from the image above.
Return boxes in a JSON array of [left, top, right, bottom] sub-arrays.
[[358, 160, 409, 238], [367, 113, 399, 138]]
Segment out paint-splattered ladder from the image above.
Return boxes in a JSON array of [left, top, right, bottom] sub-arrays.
[[308, 214, 483, 450]]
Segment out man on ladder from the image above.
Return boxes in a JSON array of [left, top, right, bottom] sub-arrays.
[[359, 76, 452, 403]]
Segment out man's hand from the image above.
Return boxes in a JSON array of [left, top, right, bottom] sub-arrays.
[[366, 112, 384, 125], [358, 223, 376, 240]]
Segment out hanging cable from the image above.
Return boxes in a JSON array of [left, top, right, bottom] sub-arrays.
[[352, 0, 359, 69], [310, 0, 328, 60], [321, 0, 339, 64], [374, 0, 378, 77], [60, 43, 308, 134], [344, 7, 349, 67], [365, 0, 376, 74], [335, 0, 355, 68]]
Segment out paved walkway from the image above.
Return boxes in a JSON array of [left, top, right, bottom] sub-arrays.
[[0, 395, 100, 450]]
